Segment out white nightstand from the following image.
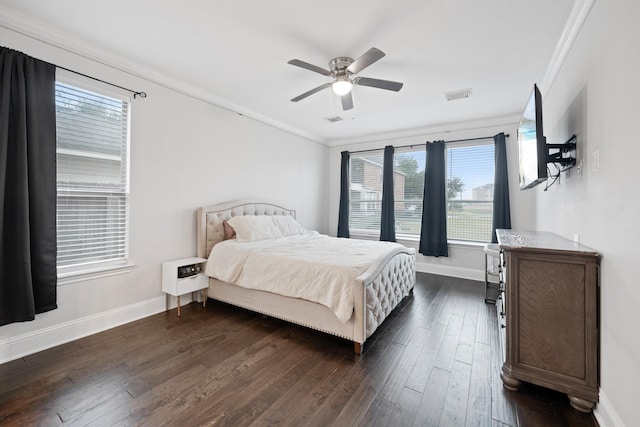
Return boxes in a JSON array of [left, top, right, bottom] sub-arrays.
[[162, 257, 208, 316]]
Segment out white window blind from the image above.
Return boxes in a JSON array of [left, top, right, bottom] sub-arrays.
[[446, 143, 495, 242], [349, 151, 384, 234], [394, 147, 425, 236], [55, 82, 130, 269]]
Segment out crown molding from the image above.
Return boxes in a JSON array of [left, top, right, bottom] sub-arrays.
[[1, 1, 594, 147], [0, 7, 324, 145], [539, 0, 596, 96], [327, 114, 521, 148]]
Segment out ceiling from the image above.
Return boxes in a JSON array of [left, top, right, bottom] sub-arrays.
[[0, 0, 577, 145]]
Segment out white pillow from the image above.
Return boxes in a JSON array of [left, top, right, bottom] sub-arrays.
[[272, 215, 305, 237], [227, 215, 282, 242]]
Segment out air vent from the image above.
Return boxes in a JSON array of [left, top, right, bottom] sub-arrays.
[[445, 88, 472, 101], [324, 116, 343, 123]]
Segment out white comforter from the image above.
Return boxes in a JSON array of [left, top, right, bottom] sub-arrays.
[[205, 232, 404, 323]]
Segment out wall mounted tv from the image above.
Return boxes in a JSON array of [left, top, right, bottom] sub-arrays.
[[517, 84, 547, 189], [517, 84, 576, 190]]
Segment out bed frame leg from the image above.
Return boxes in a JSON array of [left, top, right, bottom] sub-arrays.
[[354, 342, 363, 355]]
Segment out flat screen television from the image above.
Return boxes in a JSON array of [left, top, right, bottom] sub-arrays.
[[517, 84, 548, 190]]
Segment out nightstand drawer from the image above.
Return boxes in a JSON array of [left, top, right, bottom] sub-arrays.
[[175, 273, 208, 294]]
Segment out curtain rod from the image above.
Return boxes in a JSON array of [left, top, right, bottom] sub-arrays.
[[55, 64, 147, 99], [2, 37, 147, 99], [348, 133, 509, 155]]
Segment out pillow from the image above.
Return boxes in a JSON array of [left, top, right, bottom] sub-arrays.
[[222, 220, 236, 240], [227, 215, 283, 242], [272, 215, 305, 237]]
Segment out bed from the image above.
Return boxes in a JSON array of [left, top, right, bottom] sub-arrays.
[[196, 200, 416, 354]]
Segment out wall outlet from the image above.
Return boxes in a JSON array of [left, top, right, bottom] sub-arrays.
[[592, 149, 600, 171], [573, 234, 580, 244]]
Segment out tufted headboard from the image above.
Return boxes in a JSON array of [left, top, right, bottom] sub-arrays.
[[196, 200, 296, 258]]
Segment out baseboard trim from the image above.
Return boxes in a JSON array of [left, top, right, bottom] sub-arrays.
[[0, 296, 166, 364], [594, 390, 625, 427], [416, 261, 484, 282]]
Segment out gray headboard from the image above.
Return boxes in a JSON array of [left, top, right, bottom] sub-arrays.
[[196, 200, 296, 258]]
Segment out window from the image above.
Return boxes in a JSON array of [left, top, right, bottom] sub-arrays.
[[55, 80, 130, 273], [349, 152, 384, 234], [394, 148, 425, 236], [347, 141, 495, 243], [445, 143, 495, 242]]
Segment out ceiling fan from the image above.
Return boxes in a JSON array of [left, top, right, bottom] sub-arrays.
[[287, 47, 403, 111]]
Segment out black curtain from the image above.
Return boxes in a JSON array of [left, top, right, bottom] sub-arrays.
[[0, 47, 58, 326], [491, 132, 511, 243], [419, 141, 448, 257], [337, 151, 350, 238], [380, 145, 396, 242]]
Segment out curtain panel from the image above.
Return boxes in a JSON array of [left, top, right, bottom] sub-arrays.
[[380, 145, 396, 242], [337, 151, 350, 238], [491, 132, 511, 242], [419, 141, 448, 257], [0, 47, 58, 326]]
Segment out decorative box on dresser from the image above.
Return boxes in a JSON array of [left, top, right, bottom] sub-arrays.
[[496, 230, 600, 413]]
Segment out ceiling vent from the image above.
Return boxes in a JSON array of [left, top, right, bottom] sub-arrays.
[[445, 88, 472, 101], [324, 115, 343, 123]]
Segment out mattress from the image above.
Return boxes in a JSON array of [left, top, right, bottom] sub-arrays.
[[205, 231, 406, 323]]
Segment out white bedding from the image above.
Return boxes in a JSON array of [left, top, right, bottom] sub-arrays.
[[205, 231, 406, 323]]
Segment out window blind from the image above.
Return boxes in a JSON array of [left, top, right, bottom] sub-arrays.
[[55, 82, 130, 268], [446, 143, 495, 242], [394, 147, 426, 236], [349, 151, 384, 234]]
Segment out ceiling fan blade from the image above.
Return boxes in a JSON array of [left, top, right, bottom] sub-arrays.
[[354, 77, 403, 92], [341, 92, 354, 111], [287, 59, 332, 76], [347, 48, 385, 74], [290, 83, 332, 102]]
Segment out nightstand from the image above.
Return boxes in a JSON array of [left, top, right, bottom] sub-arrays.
[[162, 257, 208, 316]]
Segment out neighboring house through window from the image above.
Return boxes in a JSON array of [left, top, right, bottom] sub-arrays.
[[349, 153, 405, 234], [55, 77, 130, 277]]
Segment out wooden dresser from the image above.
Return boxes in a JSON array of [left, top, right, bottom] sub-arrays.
[[496, 230, 600, 413]]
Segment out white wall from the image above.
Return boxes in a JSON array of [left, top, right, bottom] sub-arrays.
[[532, 1, 639, 426], [328, 118, 536, 280], [4, 4, 634, 423], [0, 26, 329, 362]]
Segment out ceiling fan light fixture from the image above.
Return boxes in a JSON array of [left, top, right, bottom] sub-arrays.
[[288, 48, 401, 110], [332, 78, 353, 96]]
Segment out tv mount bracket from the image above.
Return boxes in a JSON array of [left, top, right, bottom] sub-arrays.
[[547, 134, 577, 167]]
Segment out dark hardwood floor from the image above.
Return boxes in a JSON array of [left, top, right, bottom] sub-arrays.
[[0, 273, 599, 426]]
